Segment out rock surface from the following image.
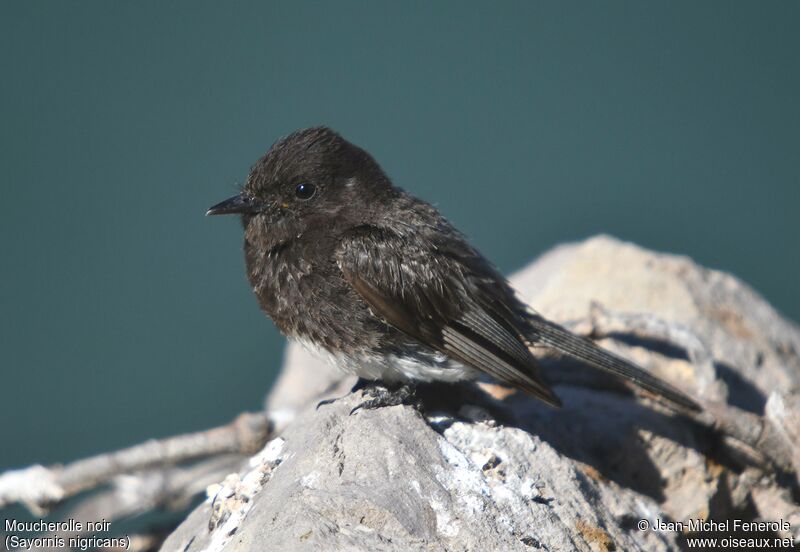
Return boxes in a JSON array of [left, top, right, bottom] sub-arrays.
[[160, 235, 800, 552]]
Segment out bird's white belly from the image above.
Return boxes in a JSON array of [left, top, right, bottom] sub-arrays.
[[294, 338, 477, 383]]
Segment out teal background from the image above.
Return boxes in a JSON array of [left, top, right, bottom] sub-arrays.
[[1, 2, 797, 470]]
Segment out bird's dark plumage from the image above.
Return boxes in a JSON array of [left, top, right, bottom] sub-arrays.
[[208, 126, 699, 412]]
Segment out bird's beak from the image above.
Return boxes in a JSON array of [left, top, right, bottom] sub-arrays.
[[206, 194, 260, 216]]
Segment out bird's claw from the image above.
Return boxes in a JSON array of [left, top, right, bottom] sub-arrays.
[[316, 396, 339, 410], [349, 383, 417, 415]]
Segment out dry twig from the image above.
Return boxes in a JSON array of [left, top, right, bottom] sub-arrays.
[[0, 412, 271, 515]]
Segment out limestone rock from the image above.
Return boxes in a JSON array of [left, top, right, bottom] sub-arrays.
[[161, 235, 800, 551]]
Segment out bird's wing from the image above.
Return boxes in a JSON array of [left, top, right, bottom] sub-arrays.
[[433, 230, 701, 413], [335, 226, 562, 407]]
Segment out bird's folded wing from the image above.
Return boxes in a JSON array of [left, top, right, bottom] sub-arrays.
[[336, 227, 561, 407]]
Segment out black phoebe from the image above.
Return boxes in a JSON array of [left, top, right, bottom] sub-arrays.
[[208, 127, 699, 412]]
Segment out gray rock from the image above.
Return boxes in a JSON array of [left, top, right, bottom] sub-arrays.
[[161, 235, 800, 552]]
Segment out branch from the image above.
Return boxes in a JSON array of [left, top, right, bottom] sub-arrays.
[[23, 455, 244, 552], [0, 412, 271, 515]]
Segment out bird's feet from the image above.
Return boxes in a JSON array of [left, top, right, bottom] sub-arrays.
[[349, 380, 418, 415]]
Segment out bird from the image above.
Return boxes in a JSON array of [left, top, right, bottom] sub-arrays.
[[207, 126, 699, 413]]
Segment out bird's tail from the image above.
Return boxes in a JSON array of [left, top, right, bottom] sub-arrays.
[[525, 314, 701, 412]]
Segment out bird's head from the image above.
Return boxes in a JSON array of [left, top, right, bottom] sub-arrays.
[[207, 127, 393, 244]]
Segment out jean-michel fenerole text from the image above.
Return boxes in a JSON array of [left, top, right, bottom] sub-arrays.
[[653, 517, 791, 534]]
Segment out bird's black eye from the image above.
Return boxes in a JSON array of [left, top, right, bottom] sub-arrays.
[[294, 182, 316, 200]]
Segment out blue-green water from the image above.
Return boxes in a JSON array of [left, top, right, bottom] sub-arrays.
[[1, 1, 797, 470]]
